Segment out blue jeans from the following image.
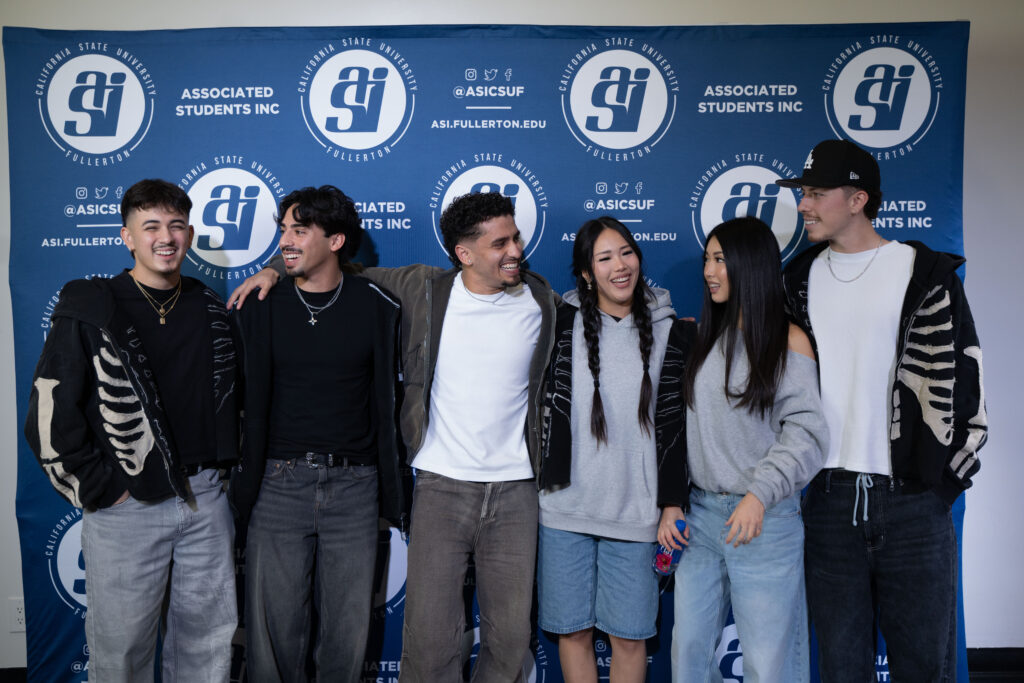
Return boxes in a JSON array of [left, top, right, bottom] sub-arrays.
[[80, 468, 236, 683], [803, 470, 956, 683], [245, 459, 379, 683], [399, 471, 538, 683], [672, 489, 808, 683], [537, 525, 657, 639]]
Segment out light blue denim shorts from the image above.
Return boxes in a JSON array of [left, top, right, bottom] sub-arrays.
[[537, 524, 658, 640]]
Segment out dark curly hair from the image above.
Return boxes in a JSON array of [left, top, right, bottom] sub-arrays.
[[276, 185, 362, 263], [439, 192, 515, 268], [571, 216, 655, 443], [121, 179, 192, 226]]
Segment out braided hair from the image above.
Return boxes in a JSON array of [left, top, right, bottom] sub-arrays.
[[572, 217, 655, 443]]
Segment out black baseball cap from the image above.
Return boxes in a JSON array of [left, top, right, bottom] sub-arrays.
[[775, 139, 880, 193]]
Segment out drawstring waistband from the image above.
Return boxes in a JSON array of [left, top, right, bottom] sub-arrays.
[[852, 473, 874, 526]]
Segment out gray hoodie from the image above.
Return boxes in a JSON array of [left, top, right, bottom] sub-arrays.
[[539, 288, 675, 542]]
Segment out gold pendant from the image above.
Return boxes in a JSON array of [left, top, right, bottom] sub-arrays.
[[159, 316, 166, 326]]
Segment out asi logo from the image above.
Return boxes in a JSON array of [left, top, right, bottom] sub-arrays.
[[715, 622, 743, 682], [560, 42, 678, 161], [182, 160, 286, 282], [429, 155, 549, 260], [372, 525, 407, 619], [300, 44, 416, 162], [44, 509, 87, 617], [825, 43, 943, 158], [37, 49, 155, 165], [690, 159, 803, 261]]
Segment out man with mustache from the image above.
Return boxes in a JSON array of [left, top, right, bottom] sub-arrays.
[[778, 139, 987, 682], [229, 185, 408, 682], [230, 191, 557, 681], [25, 179, 240, 682]]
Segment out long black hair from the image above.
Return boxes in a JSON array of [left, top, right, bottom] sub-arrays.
[[572, 216, 655, 442], [684, 217, 789, 416]]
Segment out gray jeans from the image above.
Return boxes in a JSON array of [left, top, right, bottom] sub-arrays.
[[81, 469, 236, 683], [399, 471, 538, 683], [245, 459, 379, 683]]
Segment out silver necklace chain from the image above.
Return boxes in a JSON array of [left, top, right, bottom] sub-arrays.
[[463, 288, 507, 305], [293, 277, 343, 326], [826, 235, 884, 283]]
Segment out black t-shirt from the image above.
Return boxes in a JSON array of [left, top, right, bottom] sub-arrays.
[[267, 276, 377, 463], [110, 271, 215, 467]]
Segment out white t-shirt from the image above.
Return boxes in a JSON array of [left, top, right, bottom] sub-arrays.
[[808, 240, 914, 475], [411, 272, 541, 481]]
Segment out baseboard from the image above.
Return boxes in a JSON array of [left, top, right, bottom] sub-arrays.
[[967, 648, 1024, 681]]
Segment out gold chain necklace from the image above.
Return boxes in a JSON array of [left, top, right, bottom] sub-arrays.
[[130, 272, 182, 325]]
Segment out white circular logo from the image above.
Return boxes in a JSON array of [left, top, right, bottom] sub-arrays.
[[185, 167, 281, 277], [716, 622, 743, 682], [302, 49, 414, 154], [693, 165, 802, 260], [562, 47, 675, 157], [432, 165, 546, 260], [373, 526, 407, 616], [828, 46, 937, 151], [40, 53, 153, 161], [47, 515, 87, 613]]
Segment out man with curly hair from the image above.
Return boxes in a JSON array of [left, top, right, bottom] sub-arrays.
[[229, 185, 408, 682], [229, 192, 557, 681]]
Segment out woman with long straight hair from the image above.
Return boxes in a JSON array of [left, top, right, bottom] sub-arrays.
[[538, 216, 675, 683], [657, 216, 828, 682]]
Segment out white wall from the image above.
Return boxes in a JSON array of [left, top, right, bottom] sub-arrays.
[[1, 0, 1020, 667]]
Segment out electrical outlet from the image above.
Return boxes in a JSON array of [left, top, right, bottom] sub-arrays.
[[9, 597, 25, 633]]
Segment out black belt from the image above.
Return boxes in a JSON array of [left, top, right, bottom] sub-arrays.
[[269, 452, 373, 469]]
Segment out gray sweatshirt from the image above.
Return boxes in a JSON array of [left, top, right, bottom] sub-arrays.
[[539, 288, 675, 542], [687, 336, 828, 509]]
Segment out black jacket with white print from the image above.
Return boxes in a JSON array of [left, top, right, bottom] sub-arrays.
[[782, 240, 986, 504], [24, 274, 239, 509]]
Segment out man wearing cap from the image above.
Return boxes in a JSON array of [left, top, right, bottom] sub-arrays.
[[777, 139, 986, 682]]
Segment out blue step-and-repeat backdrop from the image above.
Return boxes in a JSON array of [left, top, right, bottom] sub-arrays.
[[4, 22, 968, 682]]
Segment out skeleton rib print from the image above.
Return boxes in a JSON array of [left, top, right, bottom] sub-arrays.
[[893, 284, 985, 481]]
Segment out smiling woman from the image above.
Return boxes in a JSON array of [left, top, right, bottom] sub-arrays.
[[537, 215, 676, 682]]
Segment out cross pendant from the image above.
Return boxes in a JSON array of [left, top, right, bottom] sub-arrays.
[[308, 315, 317, 326]]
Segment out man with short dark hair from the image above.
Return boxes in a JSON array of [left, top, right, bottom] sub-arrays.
[[229, 191, 557, 682], [25, 178, 240, 682], [229, 185, 408, 683], [778, 139, 987, 682]]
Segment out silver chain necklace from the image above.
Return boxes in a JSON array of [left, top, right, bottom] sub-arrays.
[[293, 277, 343, 326], [826, 235, 884, 283]]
